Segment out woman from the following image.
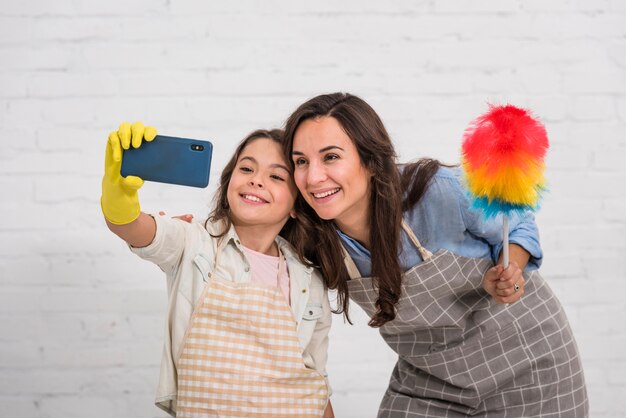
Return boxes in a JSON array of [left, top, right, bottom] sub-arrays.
[[282, 93, 588, 417]]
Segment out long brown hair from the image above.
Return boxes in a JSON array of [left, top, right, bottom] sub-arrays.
[[283, 93, 440, 327], [207, 129, 297, 240]]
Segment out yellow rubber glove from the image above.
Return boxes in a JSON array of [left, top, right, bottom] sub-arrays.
[[101, 121, 157, 225]]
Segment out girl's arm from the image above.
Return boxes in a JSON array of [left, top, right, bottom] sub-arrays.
[[323, 400, 334, 418], [106, 213, 156, 248]]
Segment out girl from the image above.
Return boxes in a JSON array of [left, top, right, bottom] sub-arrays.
[[282, 93, 588, 417], [101, 123, 333, 417]]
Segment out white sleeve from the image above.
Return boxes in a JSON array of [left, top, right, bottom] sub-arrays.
[[129, 214, 188, 276]]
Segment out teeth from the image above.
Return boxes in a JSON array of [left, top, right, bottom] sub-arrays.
[[243, 194, 264, 203], [313, 188, 340, 198]]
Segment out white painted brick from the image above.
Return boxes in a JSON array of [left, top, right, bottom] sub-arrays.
[[548, 170, 626, 200], [567, 96, 617, 121], [26, 72, 118, 98], [536, 254, 585, 279], [0, 344, 43, 367], [168, 0, 428, 16], [593, 146, 626, 170], [564, 71, 626, 94], [432, 0, 520, 14], [581, 365, 609, 414], [611, 0, 626, 12], [579, 335, 626, 361], [560, 121, 626, 146], [72, 0, 169, 16], [603, 198, 626, 222], [0, 398, 40, 418], [40, 341, 161, 368], [608, 363, 626, 385], [37, 395, 125, 418], [0, 72, 30, 98], [332, 392, 384, 418], [0, 257, 49, 286], [521, 0, 611, 13], [537, 198, 601, 225], [0, 0, 76, 16], [581, 250, 626, 281], [0, 46, 77, 71], [0, 290, 46, 314], [578, 305, 626, 336]]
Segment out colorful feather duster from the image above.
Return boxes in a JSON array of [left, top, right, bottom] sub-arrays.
[[461, 104, 549, 267]]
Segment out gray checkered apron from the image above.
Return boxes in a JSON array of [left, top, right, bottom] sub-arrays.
[[344, 221, 588, 417]]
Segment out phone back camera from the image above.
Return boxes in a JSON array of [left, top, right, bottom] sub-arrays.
[[191, 144, 204, 151]]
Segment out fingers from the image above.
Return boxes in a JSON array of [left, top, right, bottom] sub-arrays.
[[483, 265, 502, 283], [118, 121, 155, 149], [122, 175, 144, 191], [496, 286, 525, 304], [108, 131, 122, 162], [118, 122, 131, 149], [131, 122, 145, 149], [145, 126, 157, 141], [486, 262, 526, 304]]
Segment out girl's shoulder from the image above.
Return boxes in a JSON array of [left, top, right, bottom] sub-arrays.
[[275, 236, 309, 268], [275, 236, 322, 284]]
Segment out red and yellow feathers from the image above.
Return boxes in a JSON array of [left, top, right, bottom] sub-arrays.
[[461, 104, 548, 217]]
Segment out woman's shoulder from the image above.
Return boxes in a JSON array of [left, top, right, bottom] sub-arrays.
[[419, 165, 464, 198], [434, 164, 462, 179]]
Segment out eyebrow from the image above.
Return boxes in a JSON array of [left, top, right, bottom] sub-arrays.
[[239, 156, 290, 172], [292, 145, 345, 155]]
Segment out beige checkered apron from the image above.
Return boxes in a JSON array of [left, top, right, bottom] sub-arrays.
[[176, 248, 328, 417], [345, 222, 588, 417]]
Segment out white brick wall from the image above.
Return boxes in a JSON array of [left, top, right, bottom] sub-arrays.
[[1, 1, 624, 417]]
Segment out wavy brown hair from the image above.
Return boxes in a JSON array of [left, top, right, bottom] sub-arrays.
[[283, 93, 440, 327], [207, 129, 297, 240]]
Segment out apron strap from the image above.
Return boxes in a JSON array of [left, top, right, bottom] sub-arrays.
[[401, 220, 433, 261], [340, 221, 433, 279], [340, 243, 362, 280]]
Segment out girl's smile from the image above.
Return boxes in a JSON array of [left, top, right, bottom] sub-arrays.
[[227, 138, 297, 231]]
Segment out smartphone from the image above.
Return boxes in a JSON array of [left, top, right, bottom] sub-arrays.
[[120, 135, 213, 188]]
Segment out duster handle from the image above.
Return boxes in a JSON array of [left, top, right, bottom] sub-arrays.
[[502, 215, 509, 269]]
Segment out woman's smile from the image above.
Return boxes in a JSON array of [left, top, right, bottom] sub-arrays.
[[292, 116, 372, 232]]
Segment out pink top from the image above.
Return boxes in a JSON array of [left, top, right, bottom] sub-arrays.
[[242, 246, 291, 305]]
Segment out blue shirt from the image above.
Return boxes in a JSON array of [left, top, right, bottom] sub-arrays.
[[338, 166, 543, 277]]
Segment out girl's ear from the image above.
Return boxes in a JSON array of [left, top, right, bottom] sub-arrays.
[[290, 209, 297, 219]]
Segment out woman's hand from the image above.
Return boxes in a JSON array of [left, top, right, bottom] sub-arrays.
[[482, 261, 525, 304], [158, 211, 194, 222]]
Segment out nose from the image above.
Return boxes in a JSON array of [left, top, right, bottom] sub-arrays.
[[249, 177, 263, 188], [306, 160, 327, 185]]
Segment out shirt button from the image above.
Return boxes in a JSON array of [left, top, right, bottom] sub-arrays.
[[308, 310, 313, 315], [301, 289, 307, 294], [244, 266, 250, 272]]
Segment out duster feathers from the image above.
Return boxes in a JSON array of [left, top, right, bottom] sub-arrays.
[[461, 104, 549, 218]]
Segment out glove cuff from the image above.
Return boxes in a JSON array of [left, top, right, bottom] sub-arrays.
[[101, 197, 141, 225]]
